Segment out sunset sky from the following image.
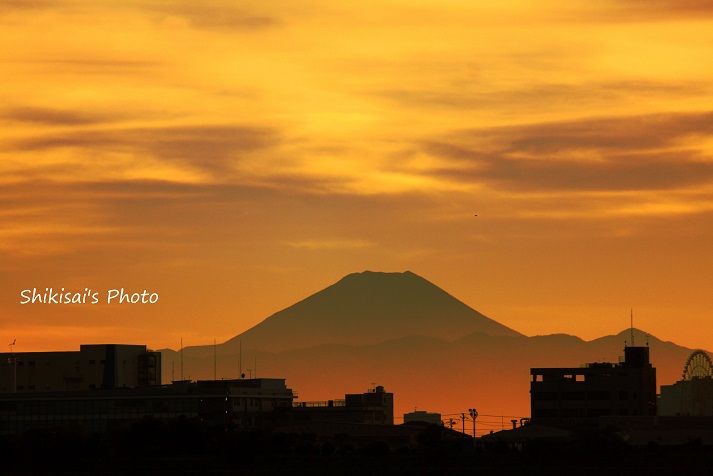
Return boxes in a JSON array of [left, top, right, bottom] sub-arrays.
[[2, 1, 713, 353]]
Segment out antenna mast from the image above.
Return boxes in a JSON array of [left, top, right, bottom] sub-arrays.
[[630, 308, 635, 347]]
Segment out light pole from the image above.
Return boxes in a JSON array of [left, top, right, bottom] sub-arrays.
[[468, 408, 478, 444]]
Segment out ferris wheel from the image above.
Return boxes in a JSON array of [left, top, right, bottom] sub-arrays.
[[682, 350, 713, 380]]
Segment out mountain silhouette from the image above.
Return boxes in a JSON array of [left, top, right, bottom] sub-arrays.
[[158, 271, 706, 419], [161, 327, 702, 419], [218, 270, 522, 353]]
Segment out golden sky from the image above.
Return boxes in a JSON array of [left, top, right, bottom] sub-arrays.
[[2, 0, 713, 353]]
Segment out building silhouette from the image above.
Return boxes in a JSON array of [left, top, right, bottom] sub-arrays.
[[0, 344, 397, 440], [286, 385, 393, 425], [1, 344, 160, 393], [0, 377, 295, 436], [659, 350, 713, 416], [404, 410, 442, 425], [530, 345, 657, 427]]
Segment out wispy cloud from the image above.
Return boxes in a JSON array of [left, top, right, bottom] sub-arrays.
[[1, 107, 123, 126], [140, 0, 281, 30], [8, 124, 283, 181], [377, 81, 711, 112], [286, 239, 375, 250], [423, 111, 713, 193]]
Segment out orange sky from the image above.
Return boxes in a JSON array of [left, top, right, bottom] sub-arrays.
[[2, 1, 713, 354]]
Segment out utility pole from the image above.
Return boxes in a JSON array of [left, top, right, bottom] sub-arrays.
[[469, 408, 478, 446]]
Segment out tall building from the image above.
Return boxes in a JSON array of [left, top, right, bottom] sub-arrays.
[[530, 345, 657, 427], [1, 344, 161, 393]]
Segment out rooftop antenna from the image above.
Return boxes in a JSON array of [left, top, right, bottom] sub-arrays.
[[8, 339, 16, 394], [630, 308, 635, 347]]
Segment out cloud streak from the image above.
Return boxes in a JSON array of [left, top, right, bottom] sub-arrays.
[[423, 111, 713, 193], [141, 1, 281, 30], [9, 124, 283, 180]]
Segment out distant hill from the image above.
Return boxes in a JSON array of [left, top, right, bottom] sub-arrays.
[[161, 328, 703, 421]]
